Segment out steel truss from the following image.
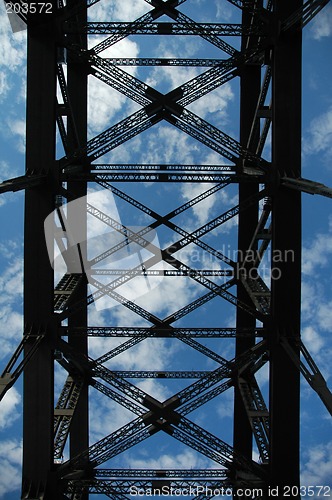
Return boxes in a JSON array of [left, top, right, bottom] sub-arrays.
[[0, 0, 331, 499]]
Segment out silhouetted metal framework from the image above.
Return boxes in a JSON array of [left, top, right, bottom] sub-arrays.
[[1, 0, 332, 499]]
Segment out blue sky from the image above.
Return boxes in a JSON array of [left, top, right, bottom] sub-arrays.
[[0, 0, 332, 498]]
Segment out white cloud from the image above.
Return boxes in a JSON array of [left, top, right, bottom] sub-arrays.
[[88, 39, 140, 135], [301, 441, 332, 488], [89, 334, 178, 374], [302, 326, 324, 356], [317, 301, 332, 332], [0, 306, 23, 362], [0, 2, 26, 99], [301, 280, 319, 324], [180, 183, 217, 226], [89, 390, 135, 442], [104, 133, 143, 164], [255, 361, 269, 387], [301, 280, 332, 381], [300, 279, 332, 383], [101, 39, 140, 73], [89, 0, 149, 23], [0, 72, 9, 100], [309, 4, 332, 40], [0, 255, 23, 360], [6, 118, 26, 153], [88, 76, 118, 133], [0, 5, 27, 158], [0, 387, 21, 430], [0, 5, 26, 64], [106, 271, 197, 326], [304, 105, 332, 161], [106, 338, 174, 371], [301, 219, 332, 371], [0, 161, 15, 182], [147, 61, 203, 95], [0, 257, 23, 305], [0, 439, 22, 498], [127, 448, 212, 470], [54, 362, 70, 404], [138, 125, 199, 164], [136, 378, 172, 402], [216, 389, 234, 419], [87, 186, 121, 239], [0, 240, 21, 260], [215, 0, 235, 22], [111, 0, 149, 21], [188, 83, 234, 122], [302, 225, 332, 276], [302, 218, 332, 335], [180, 174, 236, 227]]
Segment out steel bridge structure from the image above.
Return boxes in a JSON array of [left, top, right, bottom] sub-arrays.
[[1, 0, 332, 498]]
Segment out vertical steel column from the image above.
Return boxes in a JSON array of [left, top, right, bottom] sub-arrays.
[[233, 8, 261, 465], [270, 0, 302, 491], [23, 11, 57, 499], [66, 1, 89, 475]]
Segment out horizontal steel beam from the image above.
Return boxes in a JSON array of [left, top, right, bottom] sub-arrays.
[[62, 326, 265, 337], [282, 177, 332, 198], [75, 163, 236, 172], [0, 174, 46, 193], [94, 469, 227, 478], [111, 371, 211, 378], [64, 22, 264, 36], [97, 57, 226, 67], [90, 269, 233, 276], [64, 172, 265, 183]]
